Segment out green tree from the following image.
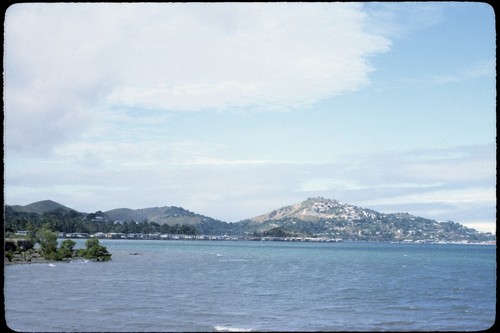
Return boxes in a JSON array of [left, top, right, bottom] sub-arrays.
[[25, 221, 37, 244], [36, 225, 58, 259], [59, 239, 76, 259], [82, 238, 112, 261], [263, 226, 294, 238]]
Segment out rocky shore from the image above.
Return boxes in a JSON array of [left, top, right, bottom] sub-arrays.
[[5, 237, 112, 264], [4, 248, 72, 265]]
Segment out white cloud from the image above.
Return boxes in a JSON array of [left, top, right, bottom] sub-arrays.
[[363, 2, 446, 38], [297, 145, 495, 193], [4, 3, 391, 154], [431, 59, 496, 85], [463, 221, 496, 234], [101, 3, 391, 112], [360, 187, 496, 207], [299, 178, 445, 192]]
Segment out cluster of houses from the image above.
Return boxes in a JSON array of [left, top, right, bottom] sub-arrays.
[[59, 232, 239, 241], [14, 230, 342, 242], [307, 200, 378, 222], [53, 232, 344, 242]]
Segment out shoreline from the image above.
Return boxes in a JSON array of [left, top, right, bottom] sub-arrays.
[[3, 250, 84, 265]]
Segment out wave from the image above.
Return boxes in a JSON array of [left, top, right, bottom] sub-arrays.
[[213, 325, 253, 332]]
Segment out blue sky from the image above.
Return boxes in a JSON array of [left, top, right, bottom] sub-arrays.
[[4, 3, 496, 233]]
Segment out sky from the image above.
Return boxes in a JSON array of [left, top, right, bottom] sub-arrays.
[[3, 2, 496, 233]]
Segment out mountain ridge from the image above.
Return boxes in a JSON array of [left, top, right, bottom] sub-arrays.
[[105, 206, 212, 226], [6, 200, 223, 227], [5, 197, 495, 242], [8, 200, 76, 215]]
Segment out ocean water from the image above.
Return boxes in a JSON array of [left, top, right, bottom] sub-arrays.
[[3, 240, 496, 332]]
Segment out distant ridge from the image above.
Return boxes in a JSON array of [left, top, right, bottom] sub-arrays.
[[9, 200, 76, 214], [5, 200, 220, 226], [4, 197, 495, 242], [105, 206, 214, 226]]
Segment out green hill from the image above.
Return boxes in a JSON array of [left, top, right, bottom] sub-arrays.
[[9, 200, 76, 215], [105, 206, 212, 226]]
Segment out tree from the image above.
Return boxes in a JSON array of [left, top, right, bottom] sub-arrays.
[[36, 225, 58, 259], [59, 239, 76, 259], [263, 226, 293, 238], [82, 238, 112, 261]]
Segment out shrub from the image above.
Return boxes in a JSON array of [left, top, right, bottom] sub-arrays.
[[82, 238, 112, 261], [59, 239, 76, 259]]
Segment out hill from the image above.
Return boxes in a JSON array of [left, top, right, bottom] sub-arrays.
[[9, 200, 77, 215], [105, 206, 219, 226], [243, 197, 495, 242], [249, 197, 380, 223]]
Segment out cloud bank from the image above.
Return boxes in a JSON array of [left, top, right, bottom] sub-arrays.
[[4, 3, 390, 153]]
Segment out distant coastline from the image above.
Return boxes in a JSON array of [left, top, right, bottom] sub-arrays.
[[56, 232, 496, 245], [5, 197, 496, 247], [6, 237, 494, 266]]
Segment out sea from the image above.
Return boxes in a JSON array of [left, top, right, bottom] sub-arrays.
[[3, 240, 496, 332]]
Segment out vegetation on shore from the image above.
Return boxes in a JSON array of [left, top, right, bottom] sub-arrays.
[[5, 225, 111, 264], [5, 205, 198, 236]]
